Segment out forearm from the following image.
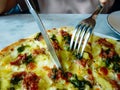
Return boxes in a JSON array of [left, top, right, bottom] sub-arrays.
[[0, 0, 17, 14]]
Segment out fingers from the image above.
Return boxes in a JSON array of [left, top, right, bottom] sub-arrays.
[[99, 0, 110, 6]]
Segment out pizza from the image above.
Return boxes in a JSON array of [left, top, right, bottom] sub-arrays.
[[0, 26, 120, 90]]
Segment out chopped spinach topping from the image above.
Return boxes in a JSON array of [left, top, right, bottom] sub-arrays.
[[113, 54, 120, 62], [51, 67, 58, 79], [63, 45, 70, 51], [74, 52, 83, 60], [105, 58, 111, 67], [17, 45, 29, 53], [56, 88, 67, 90], [34, 32, 42, 40], [17, 45, 26, 53], [63, 35, 71, 45], [105, 54, 120, 72], [69, 74, 92, 90], [8, 87, 15, 90], [23, 54, 33, 65], [10, 76, 22, 85], [113, 62, 120, 72], [105, 48, 111, 54], [62, 33, 71, 51], [51, 34, 57, 41]]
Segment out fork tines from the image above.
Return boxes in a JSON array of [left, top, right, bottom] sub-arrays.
[[70, 24, 93, 57]]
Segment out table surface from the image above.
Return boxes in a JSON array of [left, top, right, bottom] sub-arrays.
[[0, 14, 120, 50]]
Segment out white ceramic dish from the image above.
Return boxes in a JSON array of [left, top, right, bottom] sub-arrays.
[[107, 11, 120, 35]]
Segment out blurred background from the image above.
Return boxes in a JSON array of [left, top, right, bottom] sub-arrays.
[[0, 0, 120, 15]]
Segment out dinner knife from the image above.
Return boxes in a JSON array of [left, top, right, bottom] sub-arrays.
[[25, 0, 62, 69]]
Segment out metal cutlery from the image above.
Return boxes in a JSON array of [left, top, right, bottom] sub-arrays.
[[25, 0, 62, 69], [70, 4, 103, 57]]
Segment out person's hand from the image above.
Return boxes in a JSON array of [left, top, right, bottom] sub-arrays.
[[99, 0, 110, 6], [99, 0, 115, 13]]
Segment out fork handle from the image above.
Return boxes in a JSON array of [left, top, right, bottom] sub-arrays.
[[91, 4, 103, 20]]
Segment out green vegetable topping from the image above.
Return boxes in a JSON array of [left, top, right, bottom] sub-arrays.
[[113, 54, 120, 62], [105, 48, 110, 54], [17, 45, 30, 53], [63, 45, 70, 51], [74, 52, 83, 60], [34, 32, 42, 40], [69, 74, 92, 90], [63, 35, 71, 45], [10, 76, 22, 85], [105, 54, 120, 72], [51, 67, 58, 79], [17, 45, 26, 53], [23, 54, 33, 65], [8, 87, 15, 90], [105, 58, 111, 67], [113, 63, 120, 72], [51, 34, 57, 41]]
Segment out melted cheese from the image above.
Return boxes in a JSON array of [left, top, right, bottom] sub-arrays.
[[0, 26, 120, 90]]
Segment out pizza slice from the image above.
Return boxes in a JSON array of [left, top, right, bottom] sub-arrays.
[[91, 35, 120, 89], [0, 26, 120, 90]]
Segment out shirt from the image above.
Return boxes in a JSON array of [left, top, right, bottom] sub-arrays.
[[37, 0, 115, 13], [6, 0, 115, 14]]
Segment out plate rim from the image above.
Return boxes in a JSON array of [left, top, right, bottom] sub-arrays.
[[107, 10, 120, 36]]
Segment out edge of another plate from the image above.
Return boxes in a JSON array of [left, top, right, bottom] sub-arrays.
[[107, 11, 120, 36]]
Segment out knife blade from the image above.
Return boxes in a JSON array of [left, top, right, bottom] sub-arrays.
[[25, 0, 62, 69]]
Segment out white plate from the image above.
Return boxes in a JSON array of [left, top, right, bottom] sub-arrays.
[[107, 11, 120, 35]]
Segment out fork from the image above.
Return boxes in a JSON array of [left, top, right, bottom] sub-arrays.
[[70, 4, 103, 57]]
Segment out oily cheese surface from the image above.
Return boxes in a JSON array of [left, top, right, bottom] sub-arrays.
[[0, 26, 120, 90]]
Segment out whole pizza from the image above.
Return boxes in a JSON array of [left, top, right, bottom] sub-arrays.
[[0, 27, 120, 90]]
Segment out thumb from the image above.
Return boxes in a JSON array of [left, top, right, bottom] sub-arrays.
[[99, 0, 109, 6]]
